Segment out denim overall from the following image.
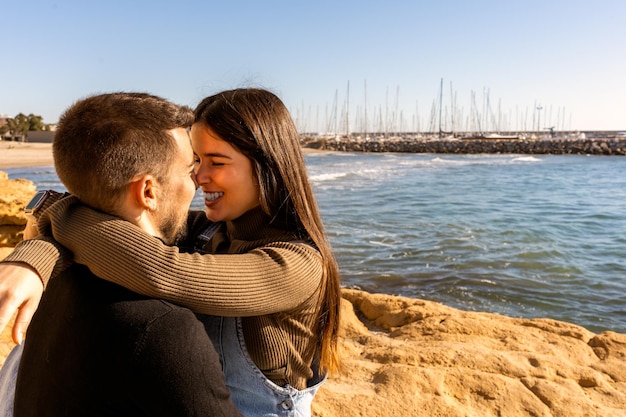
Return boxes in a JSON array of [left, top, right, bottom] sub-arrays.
[[0, 343, 21, 417], [201, 315, 326, 417]]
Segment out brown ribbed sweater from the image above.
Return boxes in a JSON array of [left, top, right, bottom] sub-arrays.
[[4, 197, 324, 390]]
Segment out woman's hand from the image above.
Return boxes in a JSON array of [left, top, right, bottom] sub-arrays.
[[0, 262, 44, 344]]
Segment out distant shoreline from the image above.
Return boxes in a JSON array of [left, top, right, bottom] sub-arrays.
[[0, 142, 54, 169], [0, 142, 327, 171], [3, 135, 626, 171]]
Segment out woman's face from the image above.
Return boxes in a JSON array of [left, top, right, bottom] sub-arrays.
[[191, 123, 260, 222]]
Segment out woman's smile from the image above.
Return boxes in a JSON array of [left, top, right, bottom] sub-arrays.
[[203, 191, 224, 207]]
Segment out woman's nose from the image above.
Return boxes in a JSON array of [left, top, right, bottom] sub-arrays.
[[194, 164, 210, 186]]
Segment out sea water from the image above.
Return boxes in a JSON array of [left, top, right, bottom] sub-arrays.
[[5, 152, 626, 334]]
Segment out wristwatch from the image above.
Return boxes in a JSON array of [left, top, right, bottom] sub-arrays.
[[24, 190, 54, 218]]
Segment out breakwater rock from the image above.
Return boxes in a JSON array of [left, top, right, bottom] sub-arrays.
[[304, 137, 626, 155], [0, 171, 35, 246]]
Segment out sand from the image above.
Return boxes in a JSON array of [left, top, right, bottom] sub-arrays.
[[0, 141, 324, 171], [0, 142, 54, 169]]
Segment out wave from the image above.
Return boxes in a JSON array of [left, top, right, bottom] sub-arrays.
[[512, 156, 542, 163], [310, 167, 388, 183], [309, 172, 349, 182]]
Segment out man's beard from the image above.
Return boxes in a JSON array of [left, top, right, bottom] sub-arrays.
[[156, 204, 188, 245]]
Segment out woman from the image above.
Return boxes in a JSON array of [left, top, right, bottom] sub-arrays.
[[1, 88, 341, 416]]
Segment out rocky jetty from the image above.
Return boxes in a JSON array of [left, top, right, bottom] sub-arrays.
[[1, 171, 625, 416], [303, 136, 626, 155]]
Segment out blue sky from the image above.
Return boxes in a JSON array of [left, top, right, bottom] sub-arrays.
[[3, 0, 625, 132]]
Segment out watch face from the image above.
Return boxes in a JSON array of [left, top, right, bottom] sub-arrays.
[[25, 190, 49, 212]]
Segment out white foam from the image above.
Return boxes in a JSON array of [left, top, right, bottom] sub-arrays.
[[310, 172, 348, 182], [512, 156, 542, 162]]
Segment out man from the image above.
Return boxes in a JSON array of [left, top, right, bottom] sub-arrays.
[[0, 93, 241, 417]]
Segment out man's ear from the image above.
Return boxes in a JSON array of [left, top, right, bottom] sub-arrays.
[[129, 175, 158, 212]]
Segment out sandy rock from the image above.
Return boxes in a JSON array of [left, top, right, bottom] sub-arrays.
[[312, 289, 626, 417], [0, 171, 35, 246]]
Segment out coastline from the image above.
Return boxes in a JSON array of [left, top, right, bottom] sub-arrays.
[[0, 142, 54, 169], [3, 136, 626, 172], [0, 141, 323, 170]]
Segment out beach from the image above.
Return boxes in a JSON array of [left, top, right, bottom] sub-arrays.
[[0, 141, 326, 170], [0, 142, 54, 169]]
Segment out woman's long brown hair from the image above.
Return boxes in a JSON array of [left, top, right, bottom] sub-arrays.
[[194, 88, 341, 374]]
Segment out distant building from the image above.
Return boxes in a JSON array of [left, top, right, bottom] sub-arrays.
[[25, 130, 54, 143]]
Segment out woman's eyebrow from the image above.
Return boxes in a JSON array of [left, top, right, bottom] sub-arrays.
[[201, 152, 233, 159]]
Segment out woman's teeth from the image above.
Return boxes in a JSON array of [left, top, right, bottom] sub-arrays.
[[204, 192, 224, 202]]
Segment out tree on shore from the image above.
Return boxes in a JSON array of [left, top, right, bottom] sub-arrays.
[[27, 113, 45, 131], [3, 113, 47, 135]]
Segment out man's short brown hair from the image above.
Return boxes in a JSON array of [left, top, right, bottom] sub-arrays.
[[53, 92, 194, 212]]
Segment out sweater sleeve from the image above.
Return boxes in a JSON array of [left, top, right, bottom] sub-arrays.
[[1, 237, 73, 287], [43, 199, 323, 317], [1, 189, 74, 285]]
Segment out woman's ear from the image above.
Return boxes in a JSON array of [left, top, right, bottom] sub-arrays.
[[130, 175, 158, 211]]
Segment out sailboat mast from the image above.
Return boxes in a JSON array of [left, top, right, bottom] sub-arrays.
[[346, 81, 350, 138], [438, 78, 443, 138], [364, 79, 368, 139]]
